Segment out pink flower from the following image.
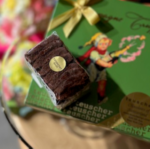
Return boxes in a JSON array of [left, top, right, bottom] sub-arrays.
[[30, 0, 53, 23], [0, 18, 20, 59], [0, 0, 54, 59], [123, 51, 128, 56], [2, 77, 14, 101], [28, 32, 44, 43]]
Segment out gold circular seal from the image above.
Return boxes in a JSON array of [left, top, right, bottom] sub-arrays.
[[120, 92, 150, 128], [49, 56, 66, 72]]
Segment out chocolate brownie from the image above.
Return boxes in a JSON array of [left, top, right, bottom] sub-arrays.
[[25, 34, 90, 101]]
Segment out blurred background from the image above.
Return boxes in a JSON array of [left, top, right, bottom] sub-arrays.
[[0, 1, 56, 148], [0, 0, 150, 149]]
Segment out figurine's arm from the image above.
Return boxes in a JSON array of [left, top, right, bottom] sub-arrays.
[[90, 51, 113, 68], [78, 47, 95, 62], [96, 59, 113, 68]]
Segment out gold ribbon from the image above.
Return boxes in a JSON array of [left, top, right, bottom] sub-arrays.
[[48, 0, 101, 38]]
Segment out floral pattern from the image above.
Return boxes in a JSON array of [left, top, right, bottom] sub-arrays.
[[0, 0, 55, 116]]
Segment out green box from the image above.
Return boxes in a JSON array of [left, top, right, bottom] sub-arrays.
[[25, 0, 150, 141]]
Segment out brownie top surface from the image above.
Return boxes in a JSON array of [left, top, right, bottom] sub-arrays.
[[25, 34, 90, 101]]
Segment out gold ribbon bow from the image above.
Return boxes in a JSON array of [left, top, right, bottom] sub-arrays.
[[48, 0, 101, 38]]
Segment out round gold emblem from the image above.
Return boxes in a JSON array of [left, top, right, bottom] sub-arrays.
[[120, 92, 150, 128], [49, 56, 66, 72]]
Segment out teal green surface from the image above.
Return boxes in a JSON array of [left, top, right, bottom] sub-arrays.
[[25, 0, 150, 141]]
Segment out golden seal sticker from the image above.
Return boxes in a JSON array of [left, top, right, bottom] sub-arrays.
[[49, 56, 66, 72], [120, 92, 150, 128]]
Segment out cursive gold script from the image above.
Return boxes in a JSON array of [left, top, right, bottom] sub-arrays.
[[126, 12, 150, 33], [53, 58, 62, 70]]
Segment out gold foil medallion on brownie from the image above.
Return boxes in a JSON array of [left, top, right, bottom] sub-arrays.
[[49, 56, 66, 72], [120, 92, 150, 128]]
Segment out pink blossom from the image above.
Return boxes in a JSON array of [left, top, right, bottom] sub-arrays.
[[122, 51, 128, 55], [2, 77, 14, 101], [127, 36, 132, 41], [0, 0, 54, 59], [135, 51, 141, 56]]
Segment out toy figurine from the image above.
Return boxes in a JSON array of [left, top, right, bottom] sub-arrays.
[[78, 33, 133, 103]]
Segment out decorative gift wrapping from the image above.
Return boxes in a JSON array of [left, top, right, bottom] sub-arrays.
[[25, 0, 150, 142]]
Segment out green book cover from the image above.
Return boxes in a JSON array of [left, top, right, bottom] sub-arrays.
[[25, 0, 150, 141]]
